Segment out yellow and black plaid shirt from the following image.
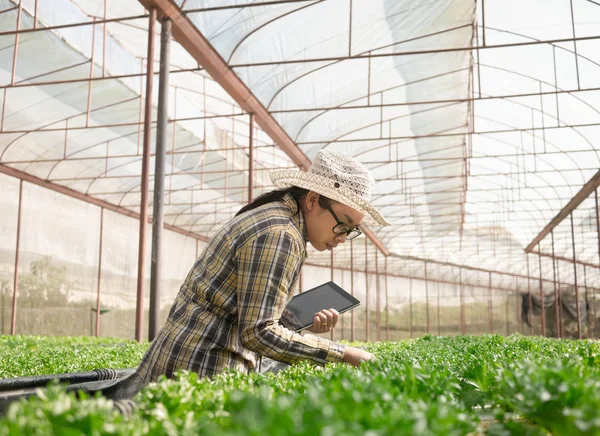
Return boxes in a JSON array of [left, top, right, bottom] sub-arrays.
[[137, 194, 345, 382]]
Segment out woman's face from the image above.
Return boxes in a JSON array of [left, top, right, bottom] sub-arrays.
[[300, 191, 364, 252]]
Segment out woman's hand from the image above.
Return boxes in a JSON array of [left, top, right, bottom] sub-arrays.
[[305, 308, 339, 334], [342, 347, 376, 367]]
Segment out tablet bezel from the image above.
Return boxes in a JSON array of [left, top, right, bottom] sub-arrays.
[[284, 281, 360, 332]]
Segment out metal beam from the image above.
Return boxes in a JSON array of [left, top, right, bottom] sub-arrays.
[[0, 164, 209, 243], [525, 169, 600, 252], [136, 0, 390, 256]]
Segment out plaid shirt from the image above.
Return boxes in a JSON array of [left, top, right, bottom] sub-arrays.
[[137, 194, 346, 382]]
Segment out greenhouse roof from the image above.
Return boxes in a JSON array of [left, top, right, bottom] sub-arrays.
[[2, 0, 600, 290]]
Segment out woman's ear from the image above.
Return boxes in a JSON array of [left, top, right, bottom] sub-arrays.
[[304, 191, 320, 212]]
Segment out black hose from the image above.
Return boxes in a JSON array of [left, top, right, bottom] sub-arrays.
[[0, 368, 135, 392], [0, 369, 142, 417]]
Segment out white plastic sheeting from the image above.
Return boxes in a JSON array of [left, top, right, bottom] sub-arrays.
[[1, 0, 600, 296]]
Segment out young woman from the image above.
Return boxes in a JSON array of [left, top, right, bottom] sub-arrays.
[[136, 150, 390, 383]]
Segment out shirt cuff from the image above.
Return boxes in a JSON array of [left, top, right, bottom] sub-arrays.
[[325, 341, 346, 363]]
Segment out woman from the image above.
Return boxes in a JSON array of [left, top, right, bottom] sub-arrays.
[[137, 150, 390, 383]]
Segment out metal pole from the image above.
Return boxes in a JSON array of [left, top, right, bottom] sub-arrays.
[[527, 254, 533, 335], [570, 213, 582, 339], [10, 2, 21, 86], [385, 255, 389, 341], [460, 267, 465, 334], [538, 247, 546, 336], [95, 208, 104, 336], [584, 265, 589, 339], [596, 188, 600, 338], [375, 248, 381, 341], [135, 9, 156, 342], [488, 271, 493, 333], [248, 113, 254, 203], [149, 17, 171, 342], [350, 239, 355, 341], [409, 277, 413, 338], [551, 231, 560, 338], [10, 180, 23, 335], [424, 262, 430, 333], [365, 237, 369, 342], [330, 249, 334, 341]]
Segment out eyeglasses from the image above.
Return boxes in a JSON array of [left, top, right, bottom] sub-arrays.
[[326, 205, 362, 240]]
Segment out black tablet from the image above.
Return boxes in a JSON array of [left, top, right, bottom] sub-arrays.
[[279, 281, 360, 332]]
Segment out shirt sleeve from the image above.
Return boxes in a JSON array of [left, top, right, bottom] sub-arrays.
[[234, 229, 345, 366]]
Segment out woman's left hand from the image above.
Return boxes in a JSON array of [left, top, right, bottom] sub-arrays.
[[306, 308, 339, 334]]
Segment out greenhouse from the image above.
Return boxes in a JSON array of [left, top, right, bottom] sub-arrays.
[[1, 0, 600, 434]]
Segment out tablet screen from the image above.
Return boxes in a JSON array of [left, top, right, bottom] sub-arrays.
[[279, 281, 360, 332]]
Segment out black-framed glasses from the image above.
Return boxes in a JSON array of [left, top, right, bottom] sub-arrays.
[[326, 205, 362, 240]]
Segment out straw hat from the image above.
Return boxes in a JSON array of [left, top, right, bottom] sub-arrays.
[[270, 150, 390, 226]]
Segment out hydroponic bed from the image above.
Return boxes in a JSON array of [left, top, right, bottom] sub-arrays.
[[0, 334, 599, 435]]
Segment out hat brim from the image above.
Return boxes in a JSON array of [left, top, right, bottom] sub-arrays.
[[270, 169, 391, 227]]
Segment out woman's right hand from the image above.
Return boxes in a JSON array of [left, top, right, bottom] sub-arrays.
[[342, 346, 376, 367]]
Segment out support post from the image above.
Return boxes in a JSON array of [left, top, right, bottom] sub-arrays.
[[248, 113, 254, 203], [95, 208, 104, 336], [135, 9, 156, 342], [570, 213, 582, 339], [149, 17, 171, 341], [10, 180, 23, 335]]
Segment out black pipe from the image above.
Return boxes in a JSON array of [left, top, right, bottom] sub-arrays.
[[0, 368, 135, 392]]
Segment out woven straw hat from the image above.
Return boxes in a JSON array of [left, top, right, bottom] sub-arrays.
[[270, 150, 390, 227]]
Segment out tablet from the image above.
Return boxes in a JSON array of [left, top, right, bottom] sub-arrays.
[[279, 281, 360, 332]]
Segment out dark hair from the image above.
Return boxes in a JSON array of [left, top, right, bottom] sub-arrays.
[[236, 187, 333, 217]]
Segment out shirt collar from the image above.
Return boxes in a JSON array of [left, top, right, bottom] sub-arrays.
[[282, 193, 308, 244]]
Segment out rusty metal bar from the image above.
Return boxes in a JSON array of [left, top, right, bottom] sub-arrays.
[[350, 239, 354, 341], [33, 0, 38, 29], [488, 271, 493, 332], [271, 85, 600, 115], [526, 170, 600, 252], [551, 231, 561, 338], [149, 17, 171, 342], [248, 113, 254, 203], [570, 213, 582, 339], [135, 9, 157, 343], [102, 0, 107, 77], [364, 237, 369, 342], [569, 0, 581, 90], [86, 18, 97, 127], [584, 265, 589, 339], [385, 255, 389, 341], [229, 34, 600, 68], [375, 248, 381, 341], [481, 0, 486, 46], [409, 277, 413, 338], [184, 0, 316, 13], [10, 179, 23, 335], [0, 14, 149, 37], [330, 249, 334, 341], [538, 248, 546, 336], [10, 2, 21, 86], [505, 287, 510, 336], [436, 280, 441, 336], [95, 208, 104, 337], [460, 268, 465, 335], [424, 261, 430, 334], [0, 67, 202, 90], [0, 164, 209, 243], [527, 254, 534, 335], [138, 0, 390, 257], [596, 188, 600, 337]]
